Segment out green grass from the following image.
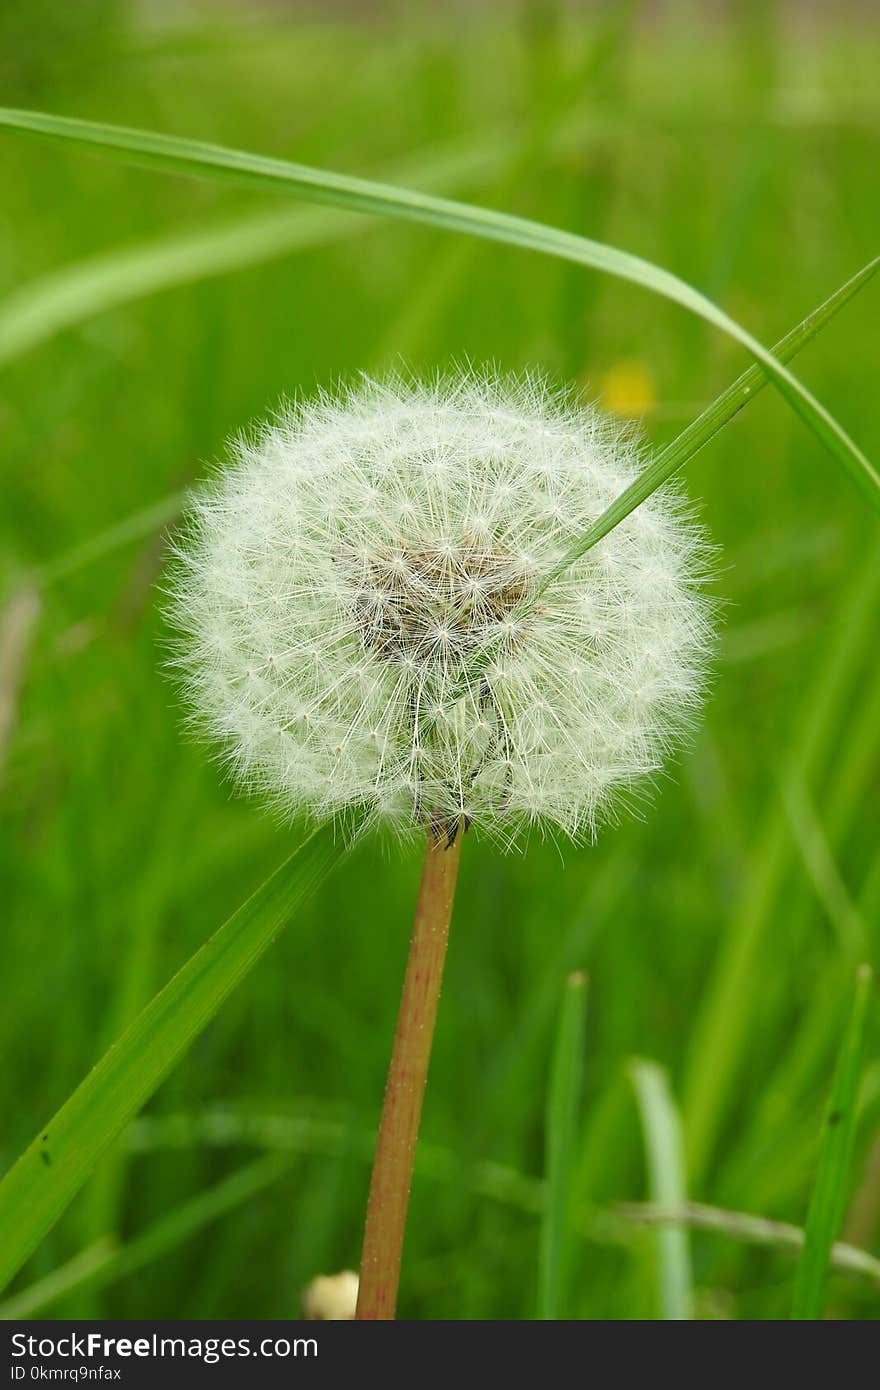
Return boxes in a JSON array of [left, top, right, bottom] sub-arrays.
[[630, 1060, 693, 1319], [792, 965, 873, 1318], [3, 106, 878, 508], [0, 823, 344, 1290], [538, 971, 588, 1318], [0, 0, 878, 1320]]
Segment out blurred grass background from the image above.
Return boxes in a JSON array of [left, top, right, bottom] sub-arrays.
[[0, 0, 878, 1320]]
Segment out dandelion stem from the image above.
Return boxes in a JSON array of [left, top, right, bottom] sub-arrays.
[[356, 822, 462, 1319]]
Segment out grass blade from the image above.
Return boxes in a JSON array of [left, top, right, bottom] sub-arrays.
[[683, 557, 880, 1183], [782, 774, 867, 961], [791, 964, 873, 1319], [28, 492, 187, 589], [0, 824, 345, 1293], [630, 1060, 693, 1320], [618, 1200, 880, 1287], [537, 970, 588, 1319], [0, 1154, 290, 1319], [0, 106, 876, 508], [537, 258, 880, 584], [437, 262, 880, 712], [0, 125, 558, 368]]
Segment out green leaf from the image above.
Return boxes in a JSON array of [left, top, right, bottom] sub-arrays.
[[630, 1060, 693, 1321], [0, 824, 345, 1294], [0, 106, 876, 510], [537, 970, 588, 1319], [791, 964, 873, 1320]]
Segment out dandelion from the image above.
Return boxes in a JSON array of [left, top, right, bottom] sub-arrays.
[[169, 369, 714, 1318], [170, 371, 712, 847]]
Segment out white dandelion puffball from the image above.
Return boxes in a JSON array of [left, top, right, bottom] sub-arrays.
[[171, 373, 713, 843]]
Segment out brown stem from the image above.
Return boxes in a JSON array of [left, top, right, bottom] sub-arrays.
[[355, 822, 463, 1320]]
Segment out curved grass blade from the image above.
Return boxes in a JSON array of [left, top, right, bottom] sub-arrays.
[[791, 964, 873, 1319], [0, 126, 547, 368], [537, 970, 588, 1319], [0, 824, 345, 1294], [630, 1060, 693, 1320], [0, 107, 876, 509]]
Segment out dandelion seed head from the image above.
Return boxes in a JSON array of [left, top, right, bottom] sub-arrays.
[[169, 371, 714, 844]]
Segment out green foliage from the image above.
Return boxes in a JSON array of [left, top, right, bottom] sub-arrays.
[[630, 1061, 693, 1319], [792, 966, 873, 1319], [0, 827, 344, 1291], [538, 972, 588, 1318], [0, 1, 877, 1320], [1, 107, 877, 508]]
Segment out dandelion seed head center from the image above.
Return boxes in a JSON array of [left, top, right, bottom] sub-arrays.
[[347, 535, 532, 668]]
